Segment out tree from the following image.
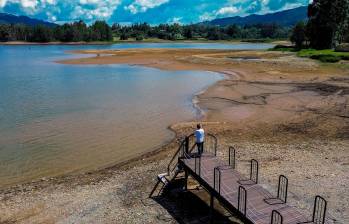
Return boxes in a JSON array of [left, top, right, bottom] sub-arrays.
[[260, 24, 280, 39], [226, 25, 241, 39], [332, 0, 349, 44], [307, 0, 349, 49], [10, 24, 31, 41], [167, 23, 183, 40], [57, 24, 74, 42], [29, 25, 53, 42], [112, 23, 121, 37], [0, 20, 294, 43], [72, 20, 89, 41], [0, 25, 10, 42], [241, 26, 261, 39], [183, 26, 193, 39], [290, 21, 307, 49], [207, 26, 221, 40], [120, 33, 129, 40], [135, 34, 144, 41], [90, 21, 112, 41]]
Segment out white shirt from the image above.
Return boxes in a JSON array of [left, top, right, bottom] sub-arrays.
[[195, 128, 205, 143]]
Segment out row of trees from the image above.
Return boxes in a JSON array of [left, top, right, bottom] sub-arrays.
[[0, 20, 291, 43], [1, 0, 348, 48], [291, 0, 349, 49], [112, 23, 290, 41], [0, 20, 113, 42]]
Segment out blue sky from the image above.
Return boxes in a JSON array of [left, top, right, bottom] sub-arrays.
[[0, 0, 311, 24]]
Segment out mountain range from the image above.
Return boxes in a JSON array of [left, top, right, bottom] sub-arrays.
[[202, 6, 308, 27], [0, 6, 308, 27], [0, 13, 56, 27]]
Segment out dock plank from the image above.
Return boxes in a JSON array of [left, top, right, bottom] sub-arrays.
[[179, 152, 332, 224]]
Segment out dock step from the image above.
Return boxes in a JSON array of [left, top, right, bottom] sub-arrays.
[[157, 173, 169, 185]]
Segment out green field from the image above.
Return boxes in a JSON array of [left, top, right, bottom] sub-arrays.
[[298, 49, 349, 63], [270, 46, 349, 63]]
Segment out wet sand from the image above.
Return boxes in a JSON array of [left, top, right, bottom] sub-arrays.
[[1, 49, 349, 223]]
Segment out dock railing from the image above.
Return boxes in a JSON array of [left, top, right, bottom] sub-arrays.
[[159, 133, 332, 224]]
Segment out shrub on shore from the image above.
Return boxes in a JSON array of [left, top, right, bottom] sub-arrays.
[[269, 45, 297, 52], [270, 46, 349, 63], [298, 49, 349, 63], [310, 54, 341, 63], [335, 43, 349, 52]]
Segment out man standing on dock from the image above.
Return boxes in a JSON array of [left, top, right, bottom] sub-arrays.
[[195, 124, 205, 155]]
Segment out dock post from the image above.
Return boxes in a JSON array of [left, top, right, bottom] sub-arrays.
[[184, 170, 188, 191], [210, 193, 214, 223], [185, 136, 189, 154]]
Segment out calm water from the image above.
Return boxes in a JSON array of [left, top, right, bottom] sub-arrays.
[[0, 43, 272, 187]]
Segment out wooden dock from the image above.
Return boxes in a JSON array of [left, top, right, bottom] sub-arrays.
[[178, 150, 331, 224]]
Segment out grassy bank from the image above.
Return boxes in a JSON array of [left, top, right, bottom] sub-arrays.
[[270, 45, 349, 63], [297, 49, 349, 62]]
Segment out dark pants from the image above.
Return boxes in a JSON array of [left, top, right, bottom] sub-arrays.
[[196, 142, 204, 155]]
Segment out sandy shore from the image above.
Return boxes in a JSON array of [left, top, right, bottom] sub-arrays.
[[1, 48, 349, 223]]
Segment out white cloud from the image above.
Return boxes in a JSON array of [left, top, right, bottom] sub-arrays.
[[0, 0, 120, 21], [199, 5, 239, 21], [167, 16, 182, 24], [71, 0, 121, 21], [0, 0, 42, 11], [41, 0, 55, 6], [199, 12, 215, 22], [2, 0, 40, 14], [282, 2, 303, 10], [262, 0, 269, 5], [0, 0, 7, 7], [216, 6, 238, 16], [79, 0, 100, 5], [125, 0, 169, 14], [0, 0, 311, 24], [21, 0, 38, 8]]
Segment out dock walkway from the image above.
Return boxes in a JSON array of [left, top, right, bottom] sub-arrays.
[[172, 134, 330, 224]]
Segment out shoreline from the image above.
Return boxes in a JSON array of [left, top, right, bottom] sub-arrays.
[[191, 71, 229, 119], [0, 120, 225, 193], [1, 48, 348, 223], [0, 40, 287, 46], [0, 123, 179, 193], [0, 68, 224, 191], [0, 48, 267, 190]]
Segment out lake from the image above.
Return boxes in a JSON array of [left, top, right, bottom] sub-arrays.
[[0, 42, 273, 187]]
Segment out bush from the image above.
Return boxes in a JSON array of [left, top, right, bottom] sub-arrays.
[[335, 43, 349, 52], [298, 49, 349, 62], [341, 55, 349, 60], [310, 54, 341, 63], [290, 21, 307, 49], [243, 39, 270, 43], [273, 44, 294, 49], [120, 33, 129, 40], [135, 35, 144, 41], [269, 45, 296, 52]]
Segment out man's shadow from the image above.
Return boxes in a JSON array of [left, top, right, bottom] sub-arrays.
[[149, 177, 241, 224]]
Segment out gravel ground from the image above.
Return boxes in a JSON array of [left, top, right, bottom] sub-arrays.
[[0, 124, 348, 224]]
